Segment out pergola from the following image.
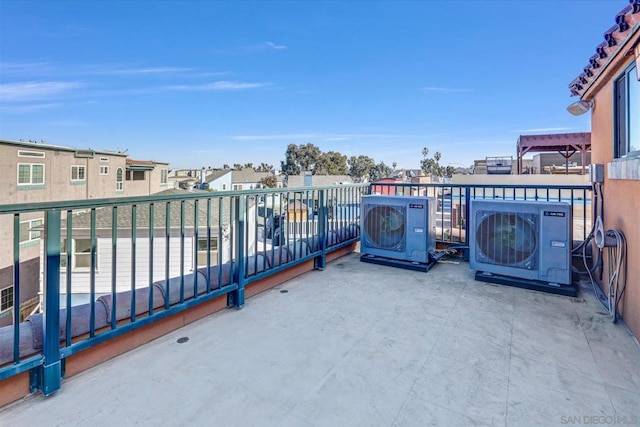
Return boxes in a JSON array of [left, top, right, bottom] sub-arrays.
[[517, 132, 591, 174]]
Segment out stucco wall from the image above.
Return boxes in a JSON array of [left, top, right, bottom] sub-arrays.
[[589, 53, 640, 340]]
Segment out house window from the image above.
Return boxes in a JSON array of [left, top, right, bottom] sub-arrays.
[[71, 165, 86, 181], [17, 163, 45, 185], [233, 184, 242, 191], [222, 184, 227, 190], [614, 61, 640, 158], [116, 168, 123, 191], [161, 169, 168, 184], [61, 238, 95, 269], [0, 286, 13, 313], [196, 237, 219, 267], [19, 218, 43, 243], [126, 171, 145, 181], [18, 150, 45, 158], [100, 165, 109, 175]]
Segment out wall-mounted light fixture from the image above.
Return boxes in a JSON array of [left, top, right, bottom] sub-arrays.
[[567, 99, 594, 116]]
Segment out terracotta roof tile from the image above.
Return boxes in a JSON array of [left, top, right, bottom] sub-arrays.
[[570, 1, 640, 98]]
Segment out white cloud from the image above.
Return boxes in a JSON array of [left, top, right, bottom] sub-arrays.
[[0, 81, 85, 102], [0, 62, 54, 75], [0, 103, 63, 113], [164, 81, 271, 91], [263, 41, 287, 50], [420, 86, 473, 93], [0, 62, 228, 80], [95, 66, 193, 75]]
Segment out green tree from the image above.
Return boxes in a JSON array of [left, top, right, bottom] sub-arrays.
[[280, 143, 324, 175], [297, 143, 321, 172], [420, 147, 445, 178], [223, 164, 230, 170], [260, 175, 278, 188], [233, 163, 243, 171], [369, 161, 393, 182], [255, 163, 274, 173], [243, 163, 254, 170], [315, 151, 348, 175], [444, 165, 456, 178], [348, 155, 376, 182], [281, 144, 301, 175]]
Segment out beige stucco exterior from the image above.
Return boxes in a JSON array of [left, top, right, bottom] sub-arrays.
[[581, 32, 640, 340], [0, 140, 167, 326], [124, 161, 170, 196]]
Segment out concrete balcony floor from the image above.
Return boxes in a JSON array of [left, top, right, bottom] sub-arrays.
[[1, 252, 639, 426]]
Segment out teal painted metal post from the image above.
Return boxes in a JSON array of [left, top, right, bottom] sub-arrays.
[[315, 189, 327, 270], [42, 209, 62, 395], [229, 196, 245, 308], [464, 186, 471, 261], [12, 215, 21, 363]]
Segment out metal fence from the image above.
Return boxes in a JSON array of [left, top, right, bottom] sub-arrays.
[[0, 181, 592, 397], [0, 184, 367, 396], [369, 182, 593, 244]]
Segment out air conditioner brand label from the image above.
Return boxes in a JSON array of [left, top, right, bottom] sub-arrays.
[[544, 211, 565, 217], [551, 241, 566, 248], [409, 204, 424, 209]]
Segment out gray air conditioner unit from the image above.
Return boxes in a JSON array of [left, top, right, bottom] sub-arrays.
[[360, 195, 435, 263], [470, 199, 572, 285]]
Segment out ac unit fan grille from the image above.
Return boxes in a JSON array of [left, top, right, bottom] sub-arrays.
[[475, 211, 538, 268], [364, 204, 406, 250]]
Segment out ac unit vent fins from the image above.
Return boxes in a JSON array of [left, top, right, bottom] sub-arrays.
[[475, 210, 538, 269]]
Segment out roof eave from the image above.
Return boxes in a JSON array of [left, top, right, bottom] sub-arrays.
[[582, 25, 640, 100]]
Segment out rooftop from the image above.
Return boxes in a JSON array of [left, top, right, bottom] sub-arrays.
[[2, 252, 638, 426]]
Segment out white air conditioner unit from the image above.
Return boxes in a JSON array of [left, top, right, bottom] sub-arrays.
[[470, 199, 572, 285], [360, 195, 435, 263]]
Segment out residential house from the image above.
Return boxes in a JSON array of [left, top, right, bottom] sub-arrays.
[[568, 2, 639, 339], [231, 168, 272, 191], [168, 168, 202, 189], [205, 169, 232, 192], [0, 139, 168, 326], [124, 159, 170, 195], [204, 168, 275, 192]]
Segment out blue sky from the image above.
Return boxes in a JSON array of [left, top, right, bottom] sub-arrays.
[[0, 1, 624, 170]]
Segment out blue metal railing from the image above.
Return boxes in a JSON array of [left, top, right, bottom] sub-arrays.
[[370, 182, 593, 245], [0, 181, 592, 397], [0, 184, 367, 395]]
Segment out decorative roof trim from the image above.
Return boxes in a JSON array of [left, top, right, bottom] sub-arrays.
[[569, 1, 640, 98]]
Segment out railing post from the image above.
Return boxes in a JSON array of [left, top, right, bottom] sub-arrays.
[[463, 186, 471, 261], [41, 209, 62, 395], [229, 196, 245, 308], [315, 189, 327, 270]]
